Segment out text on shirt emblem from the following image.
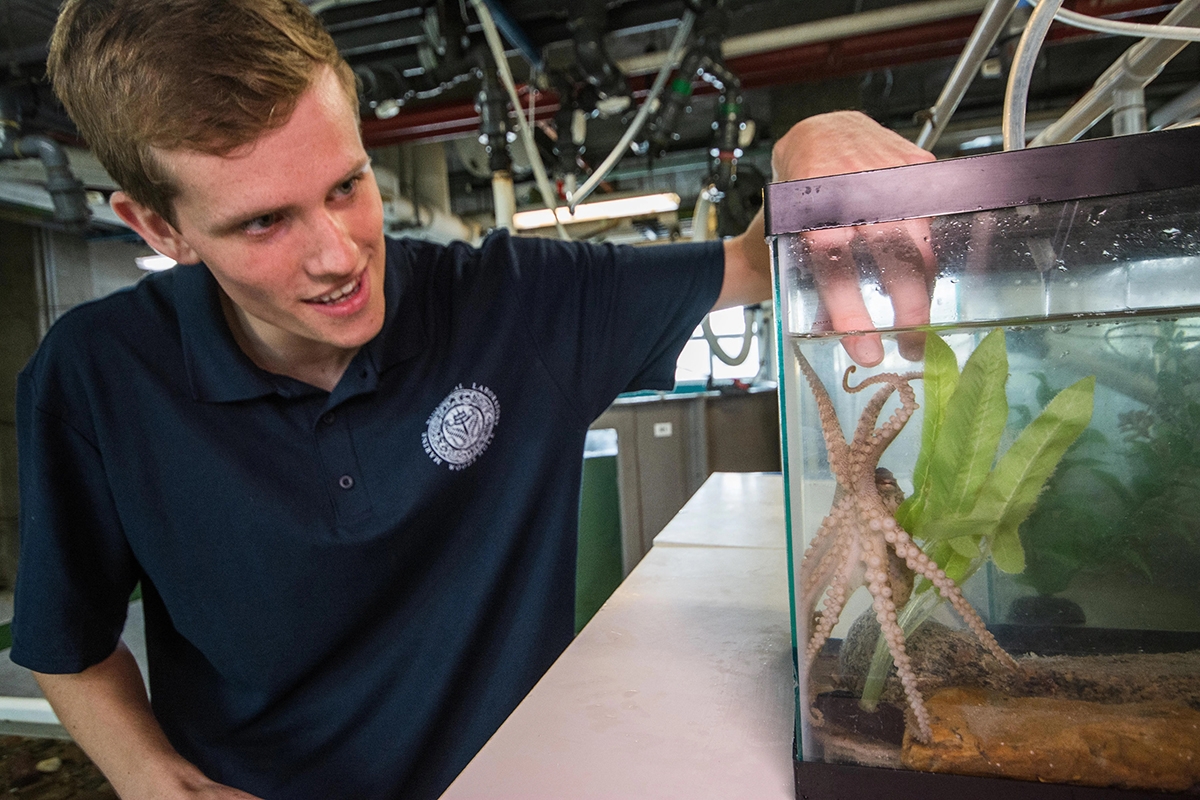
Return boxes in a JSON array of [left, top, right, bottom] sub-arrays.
[[422, 384, 500, 470]]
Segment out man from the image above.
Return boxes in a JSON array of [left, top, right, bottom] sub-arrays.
[[11, 1, 935, 797]]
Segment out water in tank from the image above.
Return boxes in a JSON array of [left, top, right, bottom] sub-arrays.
[[768, 126, 1200, 796]]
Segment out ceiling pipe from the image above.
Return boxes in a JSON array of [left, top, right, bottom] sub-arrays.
[[1150, 80, 1200, 128], [476, 0, 543, 70], [360, 0, 1172, 147], [916, 0, 1023, 150], [1111, 80, 1149, 134], [362, 1, 986, 149], [1, 91, 91, 230], [617, 0, 989, 76], [0, 136, 92, 229], [1031, 0, 1200, 145]]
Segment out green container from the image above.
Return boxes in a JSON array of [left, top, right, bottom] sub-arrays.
[[576, 431, 623, 633]]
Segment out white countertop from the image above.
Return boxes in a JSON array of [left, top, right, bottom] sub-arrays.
[[652, 471, 788, 551], [440, 472, 795, 800]]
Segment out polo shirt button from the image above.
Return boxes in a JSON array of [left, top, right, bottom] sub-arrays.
[[338, 475, 355, 490], [322, 412, 336, 425]]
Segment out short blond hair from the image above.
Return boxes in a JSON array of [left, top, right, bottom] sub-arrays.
[[47, 0, 358, 224]]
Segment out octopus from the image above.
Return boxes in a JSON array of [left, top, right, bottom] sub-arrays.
[[793, 342, 1018, 743]]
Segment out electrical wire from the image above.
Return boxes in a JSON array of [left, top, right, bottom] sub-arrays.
[[469, 0, 570, 240], [1003, 0, 1065, 150], [567, 11, 696, 212], [1054, 6, 1200, 43]]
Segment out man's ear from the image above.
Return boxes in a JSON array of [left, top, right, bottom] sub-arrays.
[[110, 191, 202, 265]]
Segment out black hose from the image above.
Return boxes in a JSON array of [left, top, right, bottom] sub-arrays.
[[1, 86, 92, 230], [9, 135, 92, 229]]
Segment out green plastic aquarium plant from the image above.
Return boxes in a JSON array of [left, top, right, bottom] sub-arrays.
[[1012, 374, 1135, 601], [1016, 320, 1200, 602], [1011, 423, 1130, 599], [859, 329, 1096, 710], [1116, 320, 1200, 593]]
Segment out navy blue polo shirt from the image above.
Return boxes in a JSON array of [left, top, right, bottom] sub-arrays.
[[12, 230, 724, 799]]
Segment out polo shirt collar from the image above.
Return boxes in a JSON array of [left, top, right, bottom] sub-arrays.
[[361, 243, 425, 374], [175, 245, 424, 403]]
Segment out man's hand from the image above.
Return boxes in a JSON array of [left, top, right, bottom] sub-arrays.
[[773, 111, 937, 366], [771, 109, 935, 183]]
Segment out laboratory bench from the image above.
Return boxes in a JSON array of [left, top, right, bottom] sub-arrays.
[[439, 472, 794, 800]]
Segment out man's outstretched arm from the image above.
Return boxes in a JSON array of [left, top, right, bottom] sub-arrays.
[[33, 642, 261, 800]]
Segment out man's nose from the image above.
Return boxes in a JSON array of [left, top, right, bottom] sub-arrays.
[[305, 209, 358, 276]]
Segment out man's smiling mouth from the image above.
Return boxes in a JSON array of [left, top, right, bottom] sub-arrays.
[[309, 275, 362, 304]]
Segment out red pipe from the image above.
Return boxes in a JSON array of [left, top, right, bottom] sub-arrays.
[[362, 92, 562, 148]]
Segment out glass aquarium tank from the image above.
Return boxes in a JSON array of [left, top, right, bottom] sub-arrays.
[[767, 125, 1200, 798]]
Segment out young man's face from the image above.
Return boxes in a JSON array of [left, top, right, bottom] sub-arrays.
[[124, 66, 388, 364]]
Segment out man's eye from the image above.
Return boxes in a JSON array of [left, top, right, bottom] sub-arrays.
[[333, 176, 360, 197], [242, 214, 278, 234]]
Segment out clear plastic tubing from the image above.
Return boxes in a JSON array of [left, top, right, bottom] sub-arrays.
[[1003, 0, 1065, 150], [1055, 7, 1200, 43]]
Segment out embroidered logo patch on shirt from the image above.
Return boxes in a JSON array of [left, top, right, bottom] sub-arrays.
[[422, 384, 500, 470]]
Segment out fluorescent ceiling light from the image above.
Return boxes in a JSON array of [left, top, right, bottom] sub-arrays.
[[136, 254, 177, 272], [513, 192, 680, 231]]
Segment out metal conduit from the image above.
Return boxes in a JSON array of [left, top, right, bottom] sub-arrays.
[[1031, 0, 1200, 146], [1150, 81, 1200, 129], [916, 0, 1022, 150]]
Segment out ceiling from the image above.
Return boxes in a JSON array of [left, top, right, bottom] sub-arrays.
[[2, 0, 1200, 234]]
